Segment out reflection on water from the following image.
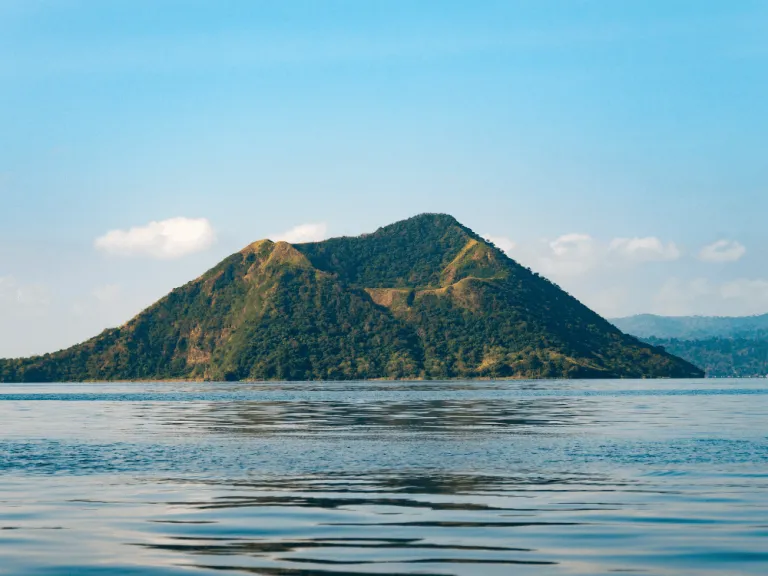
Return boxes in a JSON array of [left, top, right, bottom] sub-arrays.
[[180, 397, 598, 438], [0, 380, 766, 575]]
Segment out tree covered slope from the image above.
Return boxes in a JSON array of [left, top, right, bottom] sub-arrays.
[[644, 336, 768, 378], [0, 214, 703, 382], [613, 313, 768, 377]]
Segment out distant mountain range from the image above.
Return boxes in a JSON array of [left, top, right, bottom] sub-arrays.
[[611, 314, 768, 340], [0, 214, 701, 382], [612, 314, 768, 378]]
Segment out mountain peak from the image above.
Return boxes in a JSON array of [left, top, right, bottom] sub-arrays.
[[239, 238, 274, 255], [0, 214, 703, 382], [397, 212, 461, 227], [371, 213, 468, 239]]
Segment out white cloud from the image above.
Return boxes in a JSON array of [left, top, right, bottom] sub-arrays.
[[491, 233, 601, 278], [405, 224, 767, 318], [550, 233, 594, 258], [698, 239, 746, 263], [94, 217, 216, 259], [482, 234, 516, 253], [609, 237, 681, 262], [536, 233, 599, 277], [272, 222, 328, 244], [483, 229, 683, 281]]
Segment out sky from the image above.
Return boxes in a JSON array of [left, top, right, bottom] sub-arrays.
[[1, 0, 767, 357]]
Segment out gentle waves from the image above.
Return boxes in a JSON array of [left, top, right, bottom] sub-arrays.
[[1, 380, 767, 575]]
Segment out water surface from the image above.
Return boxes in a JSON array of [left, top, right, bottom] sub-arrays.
[[1, 379, 766, 575]]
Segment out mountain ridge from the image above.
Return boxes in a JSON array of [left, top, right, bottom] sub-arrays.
[[611, 313, 768, 377], [0, 214, 703, 382], [611, 313, 768, 340]]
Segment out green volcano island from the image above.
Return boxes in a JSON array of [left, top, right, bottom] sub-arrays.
[[0, 214, 703, 382]]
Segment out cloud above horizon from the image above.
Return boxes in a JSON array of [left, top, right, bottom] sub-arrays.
[[272, 222, 328, 244], [488, 232, 681, 279], [479, 230, 706, 317], [698, 239, 746, 263], [538, 233, 599, 277], [609, 237, 681, 262], [94, 217, 216, 259], [482, 234, 516, 253]]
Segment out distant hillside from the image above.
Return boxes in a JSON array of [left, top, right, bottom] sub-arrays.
[[614, 314, 768, 377], [645, 337, 768, 378], [611, 313, 768, 340], [0, 214, 702, 382]]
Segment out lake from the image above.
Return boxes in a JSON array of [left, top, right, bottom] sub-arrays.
[[1, 379, 766, 575]]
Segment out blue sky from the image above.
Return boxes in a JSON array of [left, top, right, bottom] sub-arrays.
[[1, 1, 767, 357]]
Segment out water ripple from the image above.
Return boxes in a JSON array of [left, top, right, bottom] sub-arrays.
[[0, 379, 766, 575]]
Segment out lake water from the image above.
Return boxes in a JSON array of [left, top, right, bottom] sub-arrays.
[[1, 379, 766, 575]]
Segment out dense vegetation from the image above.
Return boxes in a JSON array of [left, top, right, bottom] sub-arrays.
[[0, 214, 702, 382], [641, 337, 768, 378], [613, 314, 768, 377]]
